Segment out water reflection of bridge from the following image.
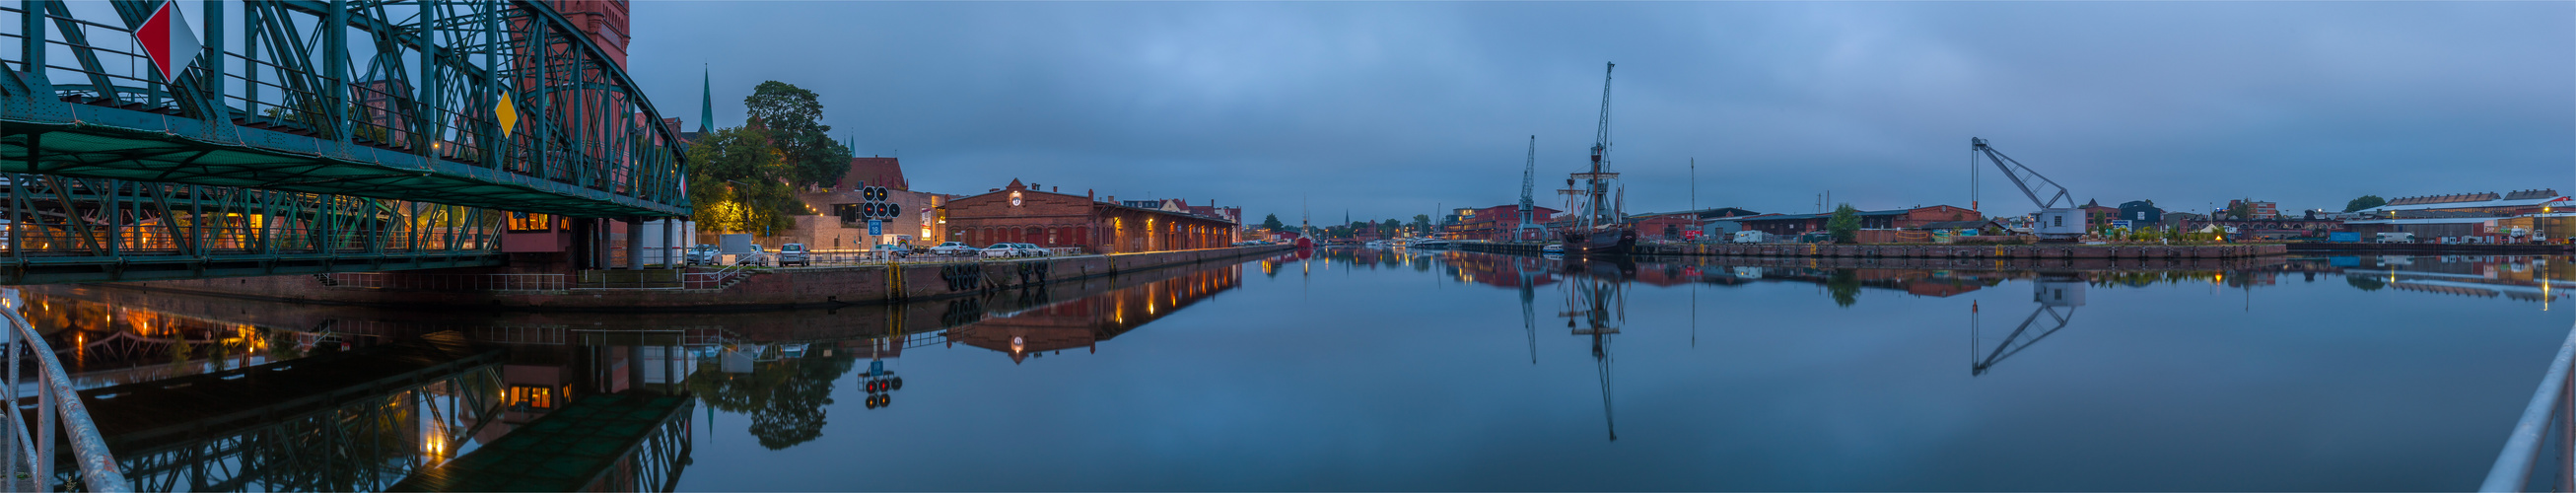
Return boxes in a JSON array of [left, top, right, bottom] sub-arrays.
[[75, 332, 504, 492]]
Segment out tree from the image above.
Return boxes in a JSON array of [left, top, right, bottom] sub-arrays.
[[1826, 203, 1860, 244], [2344, 195, 2388, 213], [1382, 219, 1403, 236], [1826, 269, 1862, 308], [1411, 215, 1432, 234], [685, 126, 800, 235], [743, 81, 852, 188], [1261, 214, 1286, 231], [2225, 200, 2253, 221]]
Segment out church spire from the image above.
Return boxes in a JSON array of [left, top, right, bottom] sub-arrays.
[[699, 65, 714, 133]]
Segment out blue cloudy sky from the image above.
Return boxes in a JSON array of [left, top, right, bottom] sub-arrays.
[[627, 1, 2572, 223]]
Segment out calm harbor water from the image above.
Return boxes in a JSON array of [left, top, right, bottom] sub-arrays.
[[11, 249, 2576, 490]]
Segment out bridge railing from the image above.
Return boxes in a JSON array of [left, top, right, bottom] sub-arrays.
[[321, 272, 568, 292], [2481, 320, 2576, 492], [0, 290, 130, 492]]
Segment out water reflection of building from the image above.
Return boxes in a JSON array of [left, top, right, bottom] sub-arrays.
[[2325, 255, 2575, 305], [946, 265, 1243, 363]]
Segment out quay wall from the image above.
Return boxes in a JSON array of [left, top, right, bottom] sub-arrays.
[[1456, 242, 2287, 258], [2284, 243, 2570, 254], [1623, 252, 2293, 273], [108, 245, 1295, 312]]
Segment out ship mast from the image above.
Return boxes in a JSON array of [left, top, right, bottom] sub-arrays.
[[1573, 62, 1620, 230]]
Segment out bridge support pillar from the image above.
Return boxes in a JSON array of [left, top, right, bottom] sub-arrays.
[[661, 219, 675, 267], [626, 218, 644, 270]]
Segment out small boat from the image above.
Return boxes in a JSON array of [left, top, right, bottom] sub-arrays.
[[1542, 244, 1566, 253], [1415, 240, 1454, 249], [1365, 240, 1389, 248]]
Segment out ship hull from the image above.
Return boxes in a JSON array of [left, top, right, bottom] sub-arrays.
[[1559, 227, 1636, 255]]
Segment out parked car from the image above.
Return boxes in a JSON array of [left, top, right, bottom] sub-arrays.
[[1013, 243, 1051, 256], [874, 244, 915, 258], [928, 242, 976, 256], [737, 244, 770, 266], [778, 243, 810, 266], [686, 245, 721, 265], [981, 244, 1021, 257]]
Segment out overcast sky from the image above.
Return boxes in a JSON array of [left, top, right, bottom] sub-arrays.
[[627, 1, 2572, 223]]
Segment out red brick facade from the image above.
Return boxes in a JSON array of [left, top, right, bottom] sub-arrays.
[[1447, 205, 1560, 241], [942, 180, 1238, 253]]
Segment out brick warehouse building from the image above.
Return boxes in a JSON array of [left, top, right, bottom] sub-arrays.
[[942, 180, 1238, 253]]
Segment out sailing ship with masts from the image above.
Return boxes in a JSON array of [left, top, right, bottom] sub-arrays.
[[1559, 62, 1636, 255]]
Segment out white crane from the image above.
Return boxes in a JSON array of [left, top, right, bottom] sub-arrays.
[[1971, 137, 2084, 241]]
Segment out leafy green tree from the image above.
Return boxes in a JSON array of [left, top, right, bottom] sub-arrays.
[[743, 81, 851, 188], [1382, 219, 1403, 236], [1826, 203, 1860, 244], [2225, 200, 2253, 221], [685, 126, 800, 234], [1261, 214, 1286, 231], [2344, 195, 2388, 213], [1411, 215, 1432, 234], [1826, 269, 1862, 308]]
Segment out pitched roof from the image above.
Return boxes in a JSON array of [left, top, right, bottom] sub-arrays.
[[838, 157, 908, 191]]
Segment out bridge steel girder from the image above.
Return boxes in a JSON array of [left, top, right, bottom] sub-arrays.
[[2, 173, 507, 284], [0, 0, 690, 219]]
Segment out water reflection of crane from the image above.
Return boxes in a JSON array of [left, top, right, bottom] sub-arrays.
[[1561, 258, 1630, 442], [1971, 276, 2086, 376], [1516, 255, 1552, 365]]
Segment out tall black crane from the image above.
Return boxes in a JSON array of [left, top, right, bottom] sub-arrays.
[[1970, 137, 2084, 241]]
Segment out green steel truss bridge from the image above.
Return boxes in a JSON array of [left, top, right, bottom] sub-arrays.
[[0, 0, 690, 284]]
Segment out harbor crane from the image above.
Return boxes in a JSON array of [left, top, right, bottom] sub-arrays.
[[1970, 138, 2085, 241], [1971, 277, 2086, 376], [1516, 136, 1549, 241]]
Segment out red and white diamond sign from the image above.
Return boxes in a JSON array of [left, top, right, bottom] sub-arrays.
[[134, 1, 201, 83]]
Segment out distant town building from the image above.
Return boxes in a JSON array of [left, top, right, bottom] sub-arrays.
[[1441, 205, 1562, 241], [942, 179, 1237, 253], [1736, 205, 1978, 237], [2355, 189, 2568, 217], [2118, 200, 2165, 225], [2081, 199, 2122, 229], [2225, 199, 2281, 220]]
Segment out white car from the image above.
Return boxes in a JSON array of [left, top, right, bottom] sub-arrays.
[[1012, 244, 1051, 256], [928, 242, 977, 256], [980, 244, 1023, 257]]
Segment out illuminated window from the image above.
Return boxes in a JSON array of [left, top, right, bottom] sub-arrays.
[[507, 213, 553, 232], [508, 386, 555, 409]]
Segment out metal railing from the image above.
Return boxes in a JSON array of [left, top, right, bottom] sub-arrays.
[[2481, 319, 2576, 492], [321, 272, 569, 292], [0, 290, 131, 493], [682, 266, 756, 291]]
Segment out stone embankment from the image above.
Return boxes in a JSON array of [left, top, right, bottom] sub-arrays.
[[114, 245, 1296, 312], [1457, 241, 2287, 258]]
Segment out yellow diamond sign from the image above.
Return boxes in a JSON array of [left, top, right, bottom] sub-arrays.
[[495, 91, 520, 137]]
